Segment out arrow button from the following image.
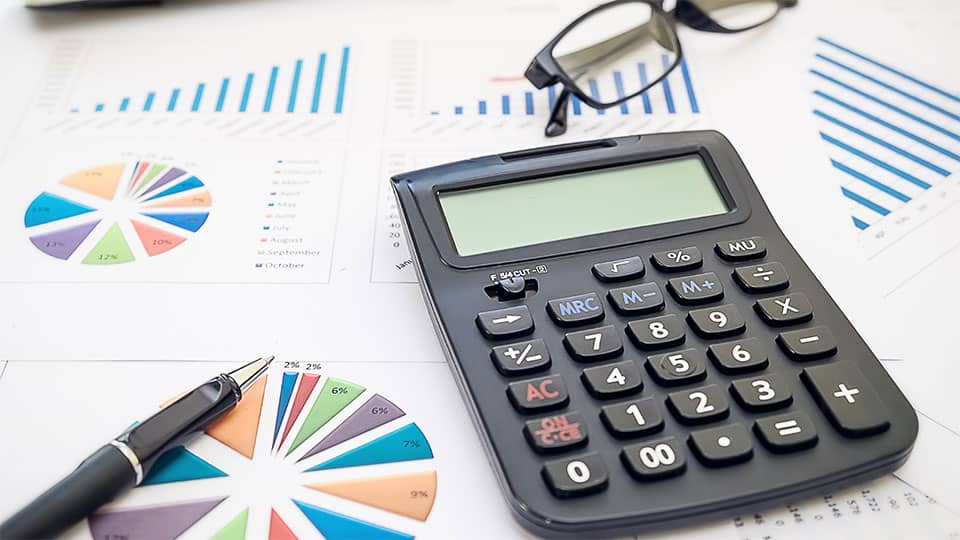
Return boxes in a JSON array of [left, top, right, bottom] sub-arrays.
[[477, 306, 534, 339]]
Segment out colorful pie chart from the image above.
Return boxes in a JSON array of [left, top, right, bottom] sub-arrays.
[[88, 371, 438, 539], [23, 162, 212, 264]]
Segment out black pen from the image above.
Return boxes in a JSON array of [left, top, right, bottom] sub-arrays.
[[0, 356, 273, 539]]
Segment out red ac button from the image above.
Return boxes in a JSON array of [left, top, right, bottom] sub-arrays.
[[508, 375, 569, 413]]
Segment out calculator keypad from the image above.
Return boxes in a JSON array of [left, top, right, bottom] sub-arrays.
[[470, 233, 898, 502]]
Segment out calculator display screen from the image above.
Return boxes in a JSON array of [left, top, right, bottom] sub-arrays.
[[438, 156, 729, 256]]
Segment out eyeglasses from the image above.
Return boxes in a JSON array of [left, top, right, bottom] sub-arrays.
[[525, 0, 797, 137]]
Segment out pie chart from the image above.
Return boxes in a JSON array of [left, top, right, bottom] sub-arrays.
[[23, 162, 212, 265], [87, 371, 438, 539]]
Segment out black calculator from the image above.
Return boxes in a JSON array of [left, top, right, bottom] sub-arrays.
[[392, 131, 917, 537]]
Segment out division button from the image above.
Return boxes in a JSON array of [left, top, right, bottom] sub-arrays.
[[754, 412, 818, 453], [777, 326, 838, 360], [687, 304, 746, 338], [715, 236, 766, 261], [547, 292, 605, 327], [801, 363, 890, 437], [593, 256, 644, 282], [476, 306, 534, 339], [581, 360, 643, 398], [688, 424, 753, 467], [607, 282, 664, 315], [601, 398, 664, 438], [491, 339, 551, 376], [651, 247, 702, 272], [729, 374, 793, 412], [523, 412, 588, 453], [755, 293, 814, 326], [667, 272, 724, 305], [645, 349, 707, 386], [708, 337, 769, 374], [507, 375, 569, 413], [733, 262, 789, 293], [620, 437, 686, 481], [563, 325, 623, 362], [626, 314, 686, 350], [542, 453, 609, 497], [667, 384, 729, 425]]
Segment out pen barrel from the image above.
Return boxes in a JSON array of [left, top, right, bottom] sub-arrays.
[[0, 444, 137, 539]]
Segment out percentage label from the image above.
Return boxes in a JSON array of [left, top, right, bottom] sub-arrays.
[[98, 254, 119, 261], [402, 439, 421, 448], [331, 386, 349, 395], [667, 250, 692, 262], [371, 407, 390, 415], [153, 239, 174, 246], [410, 490, 430, 498]]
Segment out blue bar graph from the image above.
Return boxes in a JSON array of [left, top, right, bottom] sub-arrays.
[[70, 47, 351, 116], [501, 95, 510, 115], [660, 54, 675, 114], [478, 100, 487, 115], [587, 79, 605, 115], [571, 95, 582, 115], [679, 58, 699, 114], [812, 36, 959, 231], [263, 66, 279, 113], [95, 103, 104, 112], [524, 92, 534, 115], [288, 59, 303, 113], [548, 85, 557, 110], [191, 83, 205, 112], [613, 71, 629, 114], [454, 106, 463, 115], [637, 63, 652, 114]]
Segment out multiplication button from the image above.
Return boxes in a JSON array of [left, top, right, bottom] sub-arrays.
[[542, 453, 609, 498], [801, 363, 890, 437], [476, 306, 534, 339], [524, 412, 588, 453], [667, 272, 723, 305], [755, 293, 813, 326], [491, 339, 550, 376]]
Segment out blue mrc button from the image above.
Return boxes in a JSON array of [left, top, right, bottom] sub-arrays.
[[547, 292, 605, 327]]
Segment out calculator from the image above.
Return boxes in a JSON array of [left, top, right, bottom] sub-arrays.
[[392, 131, 917, 537]]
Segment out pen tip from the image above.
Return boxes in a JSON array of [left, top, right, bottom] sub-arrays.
[[227, 356, 274, 393]]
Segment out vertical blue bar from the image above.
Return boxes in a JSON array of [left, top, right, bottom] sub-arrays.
[[852, 216, 869, 230], [334, 46, 350, 114], [239, 73, 254, 112], [572, 95, 582, 115], [613, 71, 629, 114], [287, 59, 303, 113], [501, 95, 511, 115], [263, 66, 279, 113], [144, 92, 155, 112], [167, 89, 180, 112], [119, 98, 130, 112], [587, 79, 605, 115], [311, 53, 327, 114], [637, 63, 652, 113], [216, 78, 229, 112], [679, 58, 700, 113], [524, 92, 534, 115], [191, 83, 205, 112], [454, 106, 463, 115], [95, 103, 104, 112], [548, 85, 557, 110], [479, 100, 487, 115], [661, 54, 675, 114]]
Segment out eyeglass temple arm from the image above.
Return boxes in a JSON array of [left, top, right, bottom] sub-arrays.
[[553, 14, 677, 76], [693, 0, 796, 9]]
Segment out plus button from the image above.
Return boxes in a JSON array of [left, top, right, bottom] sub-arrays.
[[833, 383, 860, 404]]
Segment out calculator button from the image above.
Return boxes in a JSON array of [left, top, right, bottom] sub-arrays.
[[581, 360, 643, 399], [651, 247, 702, 272], [542, 453, 609, 498], [715, 236, 766, 261], [801, 363, 890, 437], [755, 293, 814, 326], [688, 424, 753, 467], [733, 262, 789, 293], [547, 292, 605, 327], [620, 437, 686, 481], [507, 375, 569, 413], [667, 384, 729, 425], [730, 374, 793, 412], [645, 349, 707, 386], [687, 304, 746, 338], [626, 314, 685, 350], [523, 412, 588, 453], [476, 306, 534, 339], [601, 398, 664, 438], [707, 337, 769, 374], [753, 412, 818, 453], [491, 339, 551, 376], [563, 325, 623, 362], [592, 256, 644, 282], [667, 272, 724, 305], [607, 283, 664, 315], [777, 326, 838, 360]]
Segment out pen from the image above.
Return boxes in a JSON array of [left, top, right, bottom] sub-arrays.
[[0, 356, 274, 539]]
